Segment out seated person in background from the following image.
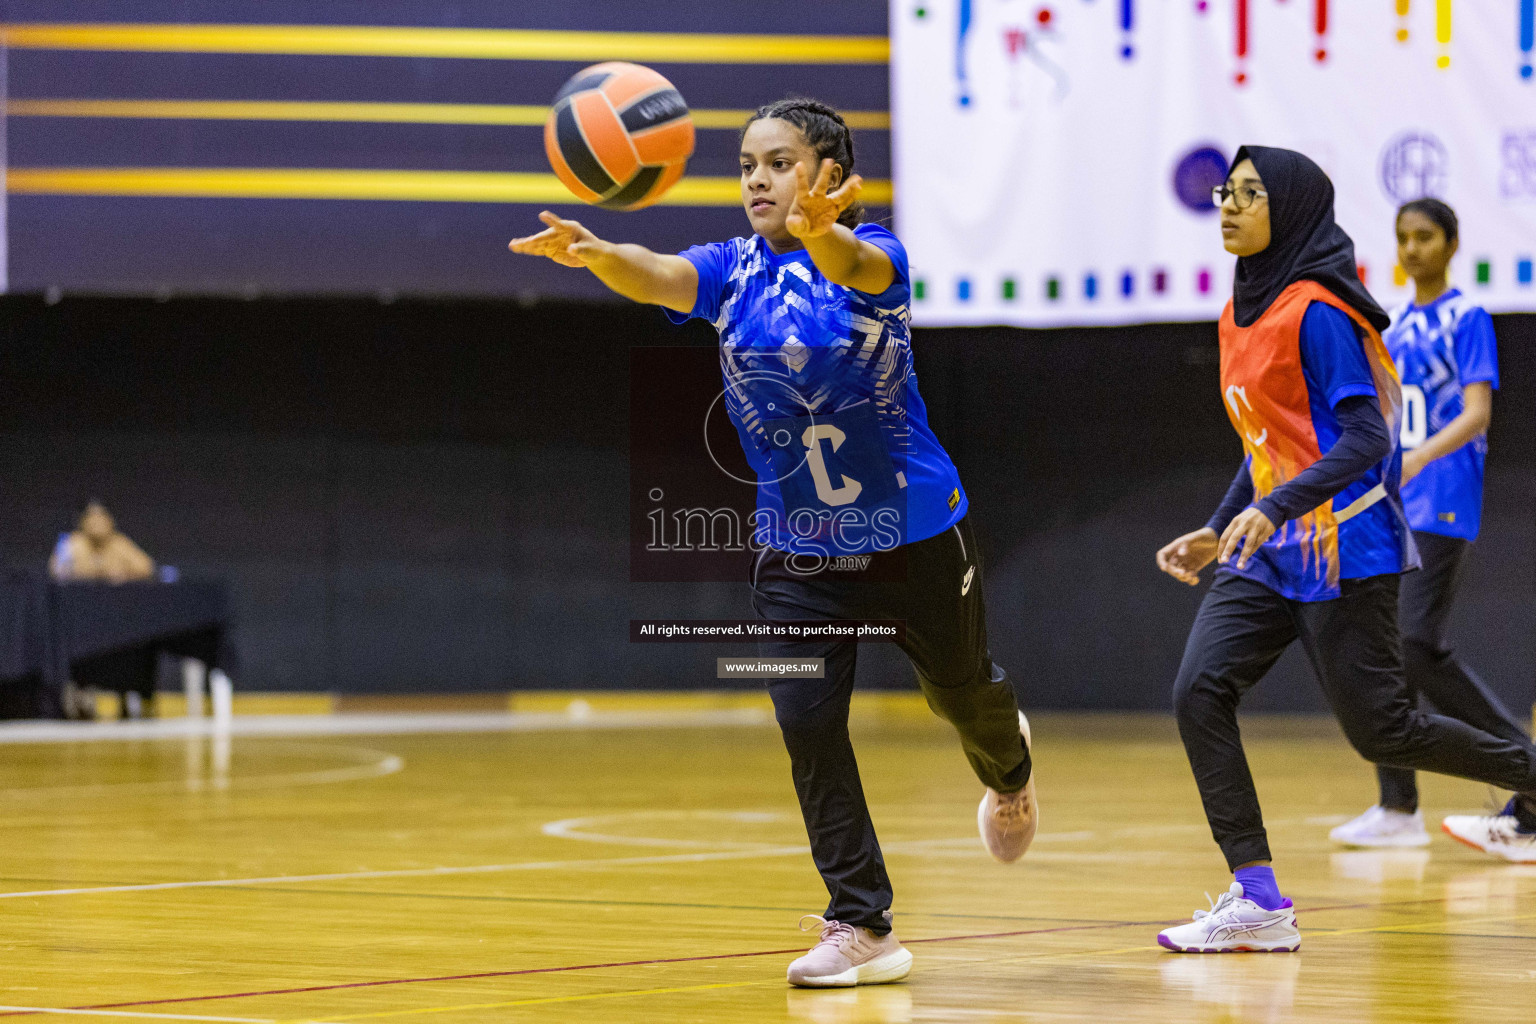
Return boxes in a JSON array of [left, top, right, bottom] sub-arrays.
[[49, 501, 156, 584]]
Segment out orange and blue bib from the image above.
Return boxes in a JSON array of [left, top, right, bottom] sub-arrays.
[[1218, 281, 1415, 601]]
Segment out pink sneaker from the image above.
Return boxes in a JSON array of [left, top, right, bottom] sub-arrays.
[[786, 914, 913, 987], [977, 711, 1038, 863]]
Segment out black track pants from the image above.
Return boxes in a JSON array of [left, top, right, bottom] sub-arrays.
[[1173, 570, 1536, 870], [751, 516, 1030, 933], [1376, 531, 1531, 812]]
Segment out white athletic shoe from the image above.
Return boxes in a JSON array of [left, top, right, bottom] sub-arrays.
[[786, 913, 913, 988], [1157, 883, 1300, 953], [977, 711, 1038, 863], [1441, 807, 1536, 863], [1328, 806, 1431, 848]]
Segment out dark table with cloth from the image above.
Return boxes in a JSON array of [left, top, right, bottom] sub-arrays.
[[0, 573, 235, 718]]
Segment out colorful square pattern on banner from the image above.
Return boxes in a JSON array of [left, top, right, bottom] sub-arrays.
[[894, 1, 1536, 326]]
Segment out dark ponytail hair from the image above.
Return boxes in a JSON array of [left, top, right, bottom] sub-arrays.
[[1396, 197, 1458, 244], [743, 97, 862, 228]]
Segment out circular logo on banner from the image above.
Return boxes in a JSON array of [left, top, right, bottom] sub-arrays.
[[1172, 146, 1230, 214], [1379, 132, 1449, 202]]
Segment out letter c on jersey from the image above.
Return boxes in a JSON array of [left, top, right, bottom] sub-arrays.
[[801, 423, 864, 507], [1224, 384, 1269, 448]]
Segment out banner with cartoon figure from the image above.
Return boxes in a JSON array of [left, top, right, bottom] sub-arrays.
[[893, 0, 1536, 326]]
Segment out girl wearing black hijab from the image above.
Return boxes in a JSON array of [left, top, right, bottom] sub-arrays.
[[1152, 147, 1536, 954]]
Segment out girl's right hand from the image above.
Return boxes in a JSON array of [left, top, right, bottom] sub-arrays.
[[509, 211, 606, 267], [785, 159, 863, 240], [1156, 527, 1219, 586]]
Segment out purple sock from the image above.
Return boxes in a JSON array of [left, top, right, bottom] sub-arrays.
[[1234, 865, 1289, 911]]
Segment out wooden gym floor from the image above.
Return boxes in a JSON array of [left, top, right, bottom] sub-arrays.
[[1, 696, 1532, 1023]]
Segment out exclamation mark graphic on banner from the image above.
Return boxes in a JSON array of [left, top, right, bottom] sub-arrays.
[[1395, 0, 1410, 43], [957, 0, 974, 105], [1313, 0, 1328, 62], [1435, 0, 1451, 68], [1521, 0, 1533, 79], [1234, 0, 1249, 83], [1120, 0, 1135, 59]]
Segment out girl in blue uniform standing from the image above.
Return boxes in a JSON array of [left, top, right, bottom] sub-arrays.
[[1330, 198, 1532, 853], [510, 98, 1036, 987]]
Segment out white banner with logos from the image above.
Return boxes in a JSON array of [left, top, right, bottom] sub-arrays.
[[892, 0, 1536, 326]]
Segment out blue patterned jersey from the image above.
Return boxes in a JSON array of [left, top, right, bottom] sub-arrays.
[[1384, 289, 1499, 540], [665, 224, 967, 555]]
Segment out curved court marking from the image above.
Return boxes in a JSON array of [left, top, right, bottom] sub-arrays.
[[0, 744, 404, 799], [541, 810, 796, 850], [535, 808, 1284, 856], [542, 810, 1103, 856]]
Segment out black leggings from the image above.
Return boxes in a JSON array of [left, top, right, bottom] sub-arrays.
[[1376, 531, 1531, 812], [751, 516, 1030, 933], [1173, 570, 1536, 870]]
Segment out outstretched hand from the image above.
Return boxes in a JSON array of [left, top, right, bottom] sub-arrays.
[[508, 211, 604, 268], [1155, 528, 1219, 586], [785, 159, 864, 240]]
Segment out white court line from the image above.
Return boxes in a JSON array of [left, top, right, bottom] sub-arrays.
[[0, 746, 403, 799], [542, 812, 1102, 852], [0, 1007, 273, 1023], [0, 812, 1343, 901], [541, 810, 794, 850], [0, 845, 812, 901], [541, 809, 1351, 859], [0, 709, 771, 745]]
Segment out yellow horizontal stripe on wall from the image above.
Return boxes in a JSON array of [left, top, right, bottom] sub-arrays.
[[7, 167, 896, 206], [0, 23, 889, 64], [5, 99, 891, 131]]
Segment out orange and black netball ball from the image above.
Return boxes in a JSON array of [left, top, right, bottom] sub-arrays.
[[544, 62, 695, 211]]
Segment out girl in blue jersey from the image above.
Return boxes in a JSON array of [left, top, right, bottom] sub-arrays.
[[510, 98, 1035, 988], [1330, 198, 1531, 852]]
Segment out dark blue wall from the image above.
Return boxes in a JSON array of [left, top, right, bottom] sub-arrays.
[[2, 295, 1530, 712]]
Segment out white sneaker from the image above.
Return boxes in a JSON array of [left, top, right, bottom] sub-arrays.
[[1157, 883, 1300, 953], [786, 914, 913, 988], [977, 711, 1038, 863], [1442, 809, 1536, 863], [1328, 806, 1431, 848]]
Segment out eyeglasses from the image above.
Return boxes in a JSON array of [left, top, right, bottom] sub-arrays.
[[1212, 185, 1268, 210]]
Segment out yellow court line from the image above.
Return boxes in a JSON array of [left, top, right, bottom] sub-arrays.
[[1308, 908, 1536, 941], [6, 167, 895, 207], [0, 24, 889, 64], [5, 99, 891, 131], [282, 979, 775, 1023]]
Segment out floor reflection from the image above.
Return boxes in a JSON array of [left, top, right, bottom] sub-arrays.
[[786, 984, 914, 1024], [1158, 952, 1302, 1024], [1329, 848, 1432, 884]]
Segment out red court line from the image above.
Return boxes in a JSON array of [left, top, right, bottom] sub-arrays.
[[11, 892, 1524, 1015], [11, 918, 1172, 1015], [0, 950, 804, 1014]]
